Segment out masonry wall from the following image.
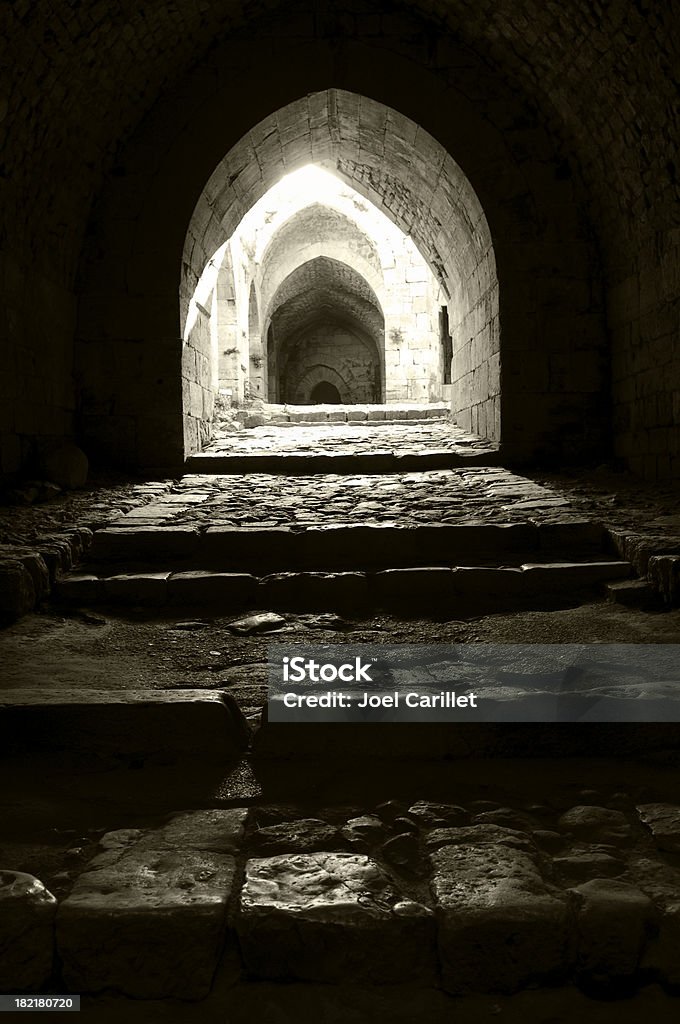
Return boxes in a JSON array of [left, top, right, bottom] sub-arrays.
[[383, 254, 444, 404], [609, 236, 680, 479], [182, 304, 213, 459], [0, 258, 76, 474], [281, 323, 380, 405], [257, 202, 444, 407]]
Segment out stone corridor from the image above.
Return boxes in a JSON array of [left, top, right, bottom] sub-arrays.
[[2, 1, 679, 1018]]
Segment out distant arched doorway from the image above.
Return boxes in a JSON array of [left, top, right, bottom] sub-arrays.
[[309, 381, 342, 405]]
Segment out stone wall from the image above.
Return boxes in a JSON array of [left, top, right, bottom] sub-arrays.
[[0, 257, 76, 475], [182, 304, 214, 460], [281, 323, 380, 405]]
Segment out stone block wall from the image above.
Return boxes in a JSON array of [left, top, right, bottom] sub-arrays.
[[182, 305, 214, 458], [609, 232, 680, 479], [0, 255, 76, 474], [282, 323, 380, 404]]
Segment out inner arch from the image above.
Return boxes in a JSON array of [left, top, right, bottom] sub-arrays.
[[182, 89, 498, 448], [268, 256, 385, 405]]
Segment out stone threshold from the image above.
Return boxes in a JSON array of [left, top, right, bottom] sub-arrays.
[[186, 448, 501, 474]]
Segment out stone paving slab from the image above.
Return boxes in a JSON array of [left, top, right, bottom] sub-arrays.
[[0, 870, 57, 992], [230, 402, 450, 427], [8, 772, 680, 1001], [569, 878, 654, 984], [431, 843, 571, 993], [188, 450, 501, 474], [238, 852, 436, 984], [57, 812, 245, 998], [86, 522, 610, 573], [57, 562, 631, 614]]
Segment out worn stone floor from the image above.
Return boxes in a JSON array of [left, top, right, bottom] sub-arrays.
[[206, 417, 491, 458], [1, 421, 678, 550], [105, 467, 577, 531]]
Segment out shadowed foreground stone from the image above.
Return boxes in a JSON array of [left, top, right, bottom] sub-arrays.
[[0, 689, 248, 764], [431, 844, 571, 994], [637, 803, 680, 853], [57, 811, 246, 999], [425, 824, 536, 855], [247, 819, 342, 854], [238, 852, 436, 983], [0, 871, 57, 992], [0, 559, 37, 621], [557, 806, 632, 845], [644, 902, 680, 986], [570, 879, 654, 985]]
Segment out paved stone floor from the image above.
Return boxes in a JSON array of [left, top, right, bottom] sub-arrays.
[[204, 419, 497, 459], [106, 468, 578, 531]]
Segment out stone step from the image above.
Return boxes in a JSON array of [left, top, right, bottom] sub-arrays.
[[0, 690, 249, 766], [250, 402, 451, 425], [607, 578, 660, 608], [55, 560, 631, 614], [185, 449, 500, 474], [88, 520, 608, 570]]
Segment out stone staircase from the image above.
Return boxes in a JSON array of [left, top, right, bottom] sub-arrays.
[[57, 520, 630, 615], [55, 456, 632, 617]]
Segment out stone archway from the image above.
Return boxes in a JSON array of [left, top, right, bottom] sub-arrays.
[[293, 366, 351, 406], [309, 381, 341, 405], [266, 256, 385, 405], [76, 26, 608, 471], [179, 91, 499, 452]]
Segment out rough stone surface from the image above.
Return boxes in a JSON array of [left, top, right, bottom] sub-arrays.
[[57, 813, 243, 999], [247, 820, 341, 855], [557, 806, 632, 845], [103, 464, 588, 530], [431, 843, 571, 993], [0, 689, 248, 764], [341, 815, 387, 847], [554, 852, 626, 883], [380, 833, 424, 872], [425, 824, 537, 856], [0, 870, 57, 993], [406, 801, 469, 828], [643, 902, 680, 986], [0, 560, 36, 621], [228, 612, 287, 635], [239, 852, 436, 983], [570, 879, 654, 984], [637, 803, 680, 853]]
